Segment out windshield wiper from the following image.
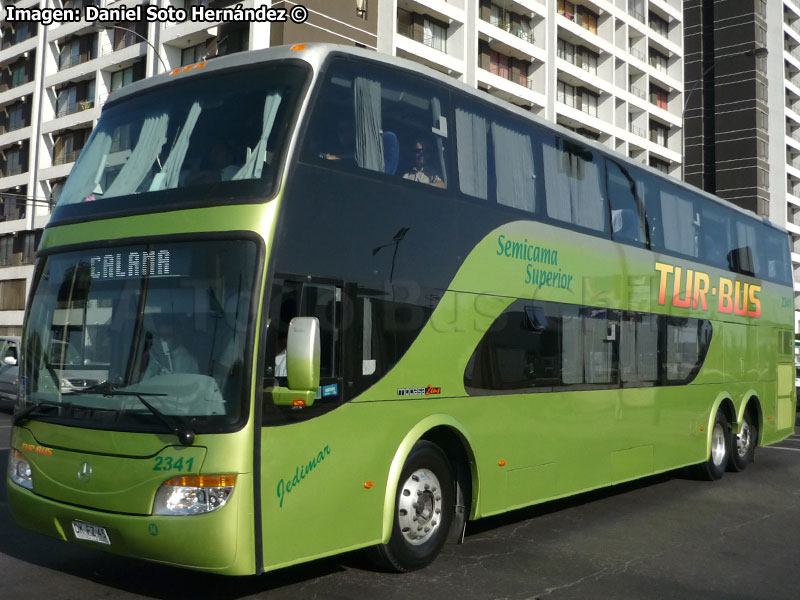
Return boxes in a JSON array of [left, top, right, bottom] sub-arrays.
[[13, 400, 73, 425], [80, 381, 196, 446]]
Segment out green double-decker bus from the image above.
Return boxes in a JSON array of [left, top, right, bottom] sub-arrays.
[[6, 44, 795, 575]]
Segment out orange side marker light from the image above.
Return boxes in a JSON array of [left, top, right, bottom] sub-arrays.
[[498, 460, 507, 467], [363, 481, 375, 489], [291, 44, 307, 51]]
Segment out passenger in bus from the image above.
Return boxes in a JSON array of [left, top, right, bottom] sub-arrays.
[[319, 120, 356, 163], [194, 141, 240, 183], [403, 140, 445, 188], [141, 315, 199, 379]]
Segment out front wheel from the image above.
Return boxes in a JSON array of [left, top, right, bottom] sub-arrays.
[[370, 441, 455, 572], [695, 409, 731, 481], [728, 410, 758, 472]]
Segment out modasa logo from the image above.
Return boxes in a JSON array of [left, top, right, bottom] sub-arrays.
[[397, 385, 442, 397], [655, 262, 761, 317]]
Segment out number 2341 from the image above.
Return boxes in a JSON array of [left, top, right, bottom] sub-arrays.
[[153, 456, 194, 472]]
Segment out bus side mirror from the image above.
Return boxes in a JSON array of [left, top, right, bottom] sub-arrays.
[[272, 317, 320, 408]]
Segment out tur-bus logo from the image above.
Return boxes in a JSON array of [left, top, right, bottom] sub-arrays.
[[655, 262, 762, 317]]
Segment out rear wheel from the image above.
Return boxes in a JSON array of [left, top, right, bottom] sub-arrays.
[[728, 410, 757, 472], [370, 441, 454, 572], [695, 409, 731, 481]]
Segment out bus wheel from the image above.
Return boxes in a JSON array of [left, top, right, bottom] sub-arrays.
[[372, 441, 455, 572], [695, 409, 731, 481], [728, 410, 757, 472]]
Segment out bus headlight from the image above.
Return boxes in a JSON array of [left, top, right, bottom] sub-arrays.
[[8, 449, 33, 490], [153, 475, 236, 516]]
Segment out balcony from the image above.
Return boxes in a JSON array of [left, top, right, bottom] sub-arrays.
[[630, 85, 646, 101], [397, 22, 447, 54], [55, 100, 95, 119], [59, 51, 96, 72], [629, 8, 645, 23], [0, 164, 28, 178], [53, 149, 82, 166], [482, 19, 534, 45], [630, 124, 646, 138], [0, 195, 26, 222]]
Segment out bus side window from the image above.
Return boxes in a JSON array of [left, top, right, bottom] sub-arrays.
[[454, 101, 542, 213], [606, 160, 646, 247], [543, 138, 608, 234], [304, 60, 450, 187], [652, 181, 698, 258]]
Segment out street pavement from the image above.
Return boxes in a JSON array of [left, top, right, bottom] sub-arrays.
[[1, 410, 799, 600]]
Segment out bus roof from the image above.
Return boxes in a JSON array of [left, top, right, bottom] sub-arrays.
[[105, 43, 787, 237]]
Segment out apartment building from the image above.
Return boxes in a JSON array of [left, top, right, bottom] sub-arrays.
[[683, 1, 800, 329], [0, 0, 683, 334]]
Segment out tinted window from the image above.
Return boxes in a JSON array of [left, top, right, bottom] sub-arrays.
[[465, 300, 711, 394], [454, 99, 544, 213], [606, 159, 646, 247], [304, 59, 450, 189], [655, 181, 697, 258], [544, 137, 608, 233], [760, 225, 791, 285]]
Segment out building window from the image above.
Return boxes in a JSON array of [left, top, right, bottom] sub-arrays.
[[581, 49, 598, 74], [54, 131, 87, 166], [649, 156, 670, 173], [650, 85, 668, 110], [490, 3, 503, 26], [759, 168, 770, 190], [649, 49, 668, 73], [557, 39, 574, 63], [650, 122, 668, 146], [629, 0, 645, 22], [649, 12, 668, 37], [424, 18, 447, 52], [0, 279, 25, 311], [21, 231, 40, 265], [558, 0, 576, 21], [757, 110, 768, 129], [5, 148, 25, 176], [0, 236, 13, 266], [557, 81, 575, 107], [490, 51, 510, 79], [8, 106, 24, 131], [181, 43, 207, 66], [110, 62, 143, 92], [581, 90, 598, 117], [11, 62, 26, 87], [578, 9, 598, 34]]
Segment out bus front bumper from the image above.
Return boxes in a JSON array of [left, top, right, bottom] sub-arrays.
[[6, 475, 256, 576]]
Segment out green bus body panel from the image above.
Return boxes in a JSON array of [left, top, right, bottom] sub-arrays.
[[13, 426, 207, 514], [255, 219, 794, 569], [10, 203, 795, 573], [8, 473, 256, 574], [8, 201, 278, 575]]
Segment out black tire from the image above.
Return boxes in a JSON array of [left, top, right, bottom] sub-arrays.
[[370, 441, 455, 572], [728, 409, 758, 472], [694, 409, 731, 481]]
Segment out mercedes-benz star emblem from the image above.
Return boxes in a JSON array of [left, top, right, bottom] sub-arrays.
[[78, 462, 93, 482]]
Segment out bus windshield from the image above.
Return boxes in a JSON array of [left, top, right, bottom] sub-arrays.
[[56, 63, 307, 207], [21, 240, 257, 432]]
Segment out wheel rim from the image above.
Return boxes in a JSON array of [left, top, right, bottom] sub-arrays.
[[397, 468, 443, 546], [736, 420, 753, 458], [711, 422, 727, 466]]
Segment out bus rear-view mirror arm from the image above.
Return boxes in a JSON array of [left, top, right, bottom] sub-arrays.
[[272, 317, 321, 408]]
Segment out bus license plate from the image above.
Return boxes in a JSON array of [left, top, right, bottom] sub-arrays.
[[72, 520, 111, 545]]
